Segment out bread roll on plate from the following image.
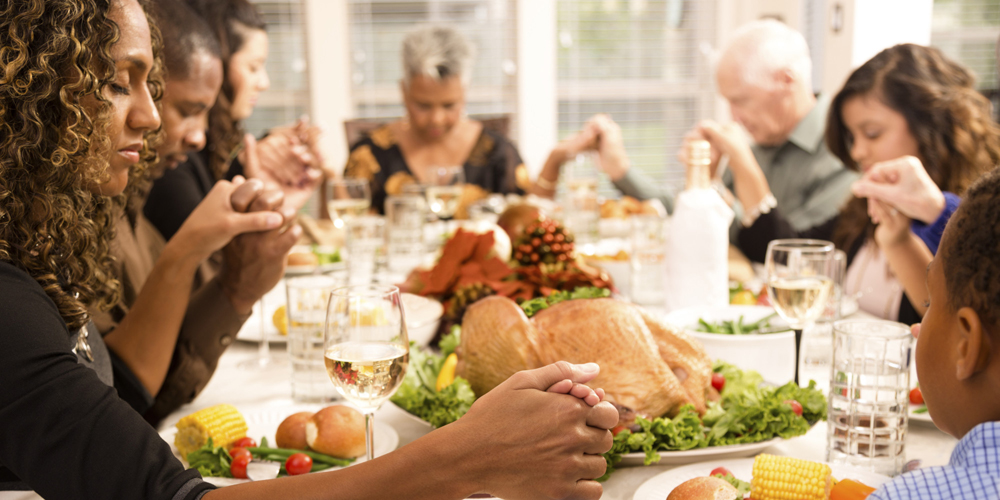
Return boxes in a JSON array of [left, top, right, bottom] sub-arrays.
[[666, 476, 739, 500], [275, 411, 314, 450], [305, 405, 366, 458]]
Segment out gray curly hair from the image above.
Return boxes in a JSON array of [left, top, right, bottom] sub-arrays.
[[401, 26, 474, 86]]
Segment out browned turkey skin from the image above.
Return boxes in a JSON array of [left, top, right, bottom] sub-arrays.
[[455, 296, 713, 422]]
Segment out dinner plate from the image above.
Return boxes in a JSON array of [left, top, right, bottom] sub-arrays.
[[632, 457, 891, 500], [618, 438, 781, 467], [236, 280, 288, 343], [160, 403, 399, 485]]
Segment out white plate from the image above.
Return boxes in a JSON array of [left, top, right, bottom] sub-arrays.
[[160, 403, 399, 485], [632, 457, 891, 500], [236, 280, 288, 343], [619, 438, 781, 467]]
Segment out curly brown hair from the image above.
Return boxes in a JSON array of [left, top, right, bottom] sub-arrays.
[[185, 0, 266, 180], [826, 43, 1000, 253], [942, 166, 1000, 328], [0, 0, 163, 331]]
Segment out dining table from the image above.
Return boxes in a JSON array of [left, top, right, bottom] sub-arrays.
[[157, 335, 960, 499]]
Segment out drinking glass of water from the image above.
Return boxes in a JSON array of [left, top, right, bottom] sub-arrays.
[[425, 166, 465, 223], [329, 178, 371, 228], [324, 285, 409, 461], [765, 239, 836, 385], [827, 319, 912, 476]]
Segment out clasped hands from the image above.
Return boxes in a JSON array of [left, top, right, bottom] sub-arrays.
[[850, 156, 946, 248]]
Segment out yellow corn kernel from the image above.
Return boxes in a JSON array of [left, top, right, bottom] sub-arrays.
[[174, 404, 248, 457], [750, 454, 832, 500]]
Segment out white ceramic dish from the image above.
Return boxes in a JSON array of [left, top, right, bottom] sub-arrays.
[[159, 403, 398, 486], [401, 294, 444, 346], [632, 457, 891, 500], [619, 438, 781, 467], [664, 305, 795, 384]]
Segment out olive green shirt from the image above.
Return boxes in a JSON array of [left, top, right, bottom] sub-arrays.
[[613, 95, 858, 233]]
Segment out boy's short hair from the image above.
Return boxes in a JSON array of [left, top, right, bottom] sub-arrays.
[[943, 167, 1000, 327]]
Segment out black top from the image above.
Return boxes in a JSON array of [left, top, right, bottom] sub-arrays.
[[145, 148, 218, 242], [0, 261, 213, 499], [738, 209, 921, 325], [344, 124, 529, 214]]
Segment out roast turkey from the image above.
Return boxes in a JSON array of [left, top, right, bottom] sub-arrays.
[[455, 296, 713, 419]]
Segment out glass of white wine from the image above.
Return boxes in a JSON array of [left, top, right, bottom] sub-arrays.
[[425, 166, 465, 224], [324, 285, 409, 461], [329, 179, 371, 228], [765, 239, 836, 385]]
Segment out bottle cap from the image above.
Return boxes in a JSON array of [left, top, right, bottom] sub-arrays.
[[686, 140, 711, 167]]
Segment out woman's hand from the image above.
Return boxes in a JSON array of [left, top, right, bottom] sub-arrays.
[[454, 361, 617, 500], [871, 198, 913, 249], [171, 176, 286, 263], [851, 156, 946, 225], [242, 121, 324, 212], [590, 114, 631, 181]]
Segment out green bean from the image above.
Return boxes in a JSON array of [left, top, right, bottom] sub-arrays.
[[248, 446, 355, 467]]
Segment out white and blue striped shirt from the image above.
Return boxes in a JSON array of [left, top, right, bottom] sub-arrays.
[[870, 421, 1000, 499]]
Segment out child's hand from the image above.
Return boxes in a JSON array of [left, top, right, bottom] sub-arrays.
[[871, 198, 912, 249]]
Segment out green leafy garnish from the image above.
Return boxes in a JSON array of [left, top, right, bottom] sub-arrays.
[[439, 325, 461, 357], [913, 407, 928, 414], [390, 338, 475, 427], [310, 245, 341, 265], [714, 473, 752, 496], [520, 287, 611, 317], [697, 312, 785, 335], [186, 438, 232, 478]]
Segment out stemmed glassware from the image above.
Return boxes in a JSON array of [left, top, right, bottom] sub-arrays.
[[424, 166, 465, 225], [239, 289, 281, 370], [324, 285, 409, 461], [765, 239, 836, 385], [329, 178, 372, 228]]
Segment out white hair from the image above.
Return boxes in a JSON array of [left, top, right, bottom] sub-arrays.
[[721, 19, 812, 91], [401, 26, 475, 86]]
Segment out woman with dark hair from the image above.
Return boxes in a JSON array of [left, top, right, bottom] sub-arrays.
[[715, 44, 1000, 324], [144, 0, 323, 244]]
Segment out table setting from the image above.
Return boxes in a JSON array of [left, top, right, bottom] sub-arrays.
[[155, 176, 960, 498]]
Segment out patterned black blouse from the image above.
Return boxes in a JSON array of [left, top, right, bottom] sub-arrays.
[[344, 124, 530, 216]]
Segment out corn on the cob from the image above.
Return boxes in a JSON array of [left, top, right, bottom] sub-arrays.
[[750, 454, 833, 500], [174, 404, 247, 457]]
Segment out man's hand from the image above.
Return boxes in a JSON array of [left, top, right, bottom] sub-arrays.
[[851, 156, 946, 225], [241, 120, 323, 212], [219, 180, 300, 315], [695, 120, 756, 176], [590, 114, 631, 181], [455, 361, 618, 500]]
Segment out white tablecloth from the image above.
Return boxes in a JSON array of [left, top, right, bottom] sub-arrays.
[[158, 341, 958, 499]]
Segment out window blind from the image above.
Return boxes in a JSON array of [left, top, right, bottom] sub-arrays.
[[556, 0, 717, 199], [347, 0, 519, 140], [931, 0, 1000, 118], [245, 0, 311, 137]]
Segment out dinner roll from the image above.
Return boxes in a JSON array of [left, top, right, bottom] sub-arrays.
[[305, 405, 366, 458], [666, 476, 739, 500], [287, 252, 319, 267], [275, 411, 314, 450]]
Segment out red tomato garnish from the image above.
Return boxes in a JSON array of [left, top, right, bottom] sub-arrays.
[[756, 286, 771, 306], [231, 437, 257, 449], [230, 454, 251, 479], [711, 372, 726, 392], [710, 466, 732, 478], [229, 447, 251, 461], [784, 399, 803, 416], [611, 425, 627, 436], [909, 387, 924, 405], [285, 453, 313, 476]]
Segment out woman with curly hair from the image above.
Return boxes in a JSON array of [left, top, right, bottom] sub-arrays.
[[0, 3, 617, 497], [718, 44, 1000, 324], [143, 0, 323, 243]]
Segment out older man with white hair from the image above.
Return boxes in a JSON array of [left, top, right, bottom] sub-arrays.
[[588, 19, 856, 235]]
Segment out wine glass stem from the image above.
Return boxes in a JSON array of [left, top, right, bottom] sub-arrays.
[[258, 299, 270, 362], [794, 328, 803, 386], [365, 412, 375, 461]]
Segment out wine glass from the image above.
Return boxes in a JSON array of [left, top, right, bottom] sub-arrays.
[[238, 286, 283, 370], [329, 178, 372, 229], [425, 166, 465, 225], [764, 239, 836, 385], [324, 285, 409, 461]]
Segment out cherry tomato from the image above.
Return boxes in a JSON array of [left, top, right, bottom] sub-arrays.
[[784, 399, 803, 416], [230, 454, 251, 479], [230, 437, 257, 450], [611, 425, 627, 437], [909, 387, 924, 405], [285, 453, 313, 476], [229, 447, 252, 461], [711, 372, 726, 392], [756, 286, 771, 306], [709, 466, 732, 478]]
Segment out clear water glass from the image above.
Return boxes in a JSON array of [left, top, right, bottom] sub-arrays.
[[346, 216, 386, 286], [329, 178, 371, 228], [827, 319, 912, 476], [285, 275, 343, 403], [629, 215, 667, 306], [385, 195, 426, 280], [800, 249, 848, 389]]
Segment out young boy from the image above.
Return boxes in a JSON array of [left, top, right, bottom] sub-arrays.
[[869, 166, 1000, 499]]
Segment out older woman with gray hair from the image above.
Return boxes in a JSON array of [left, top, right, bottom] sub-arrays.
[[345, 26, 534, 215]]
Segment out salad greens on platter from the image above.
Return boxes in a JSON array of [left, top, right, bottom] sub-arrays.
[[519, 287, 610, 317], [390, 328, 476, 428]]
